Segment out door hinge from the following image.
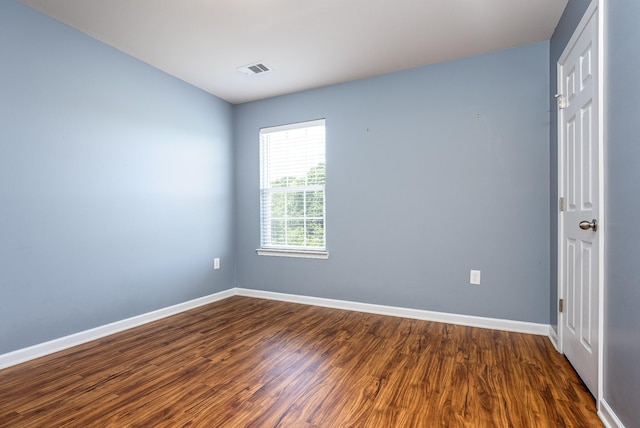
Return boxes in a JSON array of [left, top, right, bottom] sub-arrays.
[[555, 93, 567, 109], [559, 298, 564, 313], [559, 197, 565, 212]]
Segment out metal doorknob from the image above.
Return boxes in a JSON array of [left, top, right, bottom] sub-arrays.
[[579, 219, 598, 231]]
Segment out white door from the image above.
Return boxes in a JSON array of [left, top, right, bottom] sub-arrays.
[[558, 6, 601, 398]]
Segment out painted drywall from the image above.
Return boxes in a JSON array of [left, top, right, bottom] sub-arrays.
[[0, 1, 235, 354], [604, 0, 640, 425], [234, 42, 551, 324], [548, 0, 592, 333]]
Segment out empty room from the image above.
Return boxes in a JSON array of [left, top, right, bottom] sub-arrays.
[[0, 0, 638, 426]]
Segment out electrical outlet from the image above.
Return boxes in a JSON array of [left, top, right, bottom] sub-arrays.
[[214, 258, 220, 270], [470, 270, 481, 285]]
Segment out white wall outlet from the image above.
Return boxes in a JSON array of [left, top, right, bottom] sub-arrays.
[[214, 258, 220, 270], [470, 269, 481, 285]]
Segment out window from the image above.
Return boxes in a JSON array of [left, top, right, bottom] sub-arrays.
[[258, 119, 327, 258]]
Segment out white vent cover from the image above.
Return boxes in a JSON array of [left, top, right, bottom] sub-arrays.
[[237, 62, 273, 76]]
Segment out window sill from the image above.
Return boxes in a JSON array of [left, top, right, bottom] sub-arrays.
[[256, 248, 329, 259]]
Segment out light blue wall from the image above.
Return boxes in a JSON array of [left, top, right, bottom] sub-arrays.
[[548, 0, 592, 333], [604, 0, 640, 425], [0, 1, 235, 354], [234, 42, 551, 323]]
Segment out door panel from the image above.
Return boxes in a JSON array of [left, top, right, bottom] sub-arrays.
[[559, 8, 599, 398]]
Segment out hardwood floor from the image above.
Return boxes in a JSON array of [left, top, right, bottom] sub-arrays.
[[0, 296, 602, 427]]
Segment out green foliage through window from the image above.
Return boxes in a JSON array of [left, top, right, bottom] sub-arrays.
[[266, 163, 325, 247]]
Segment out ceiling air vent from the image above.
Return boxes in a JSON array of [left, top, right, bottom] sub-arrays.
[[237, 62, 273, 76]]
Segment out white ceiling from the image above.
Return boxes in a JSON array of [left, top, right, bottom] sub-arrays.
[[20, 0, 568, 105]]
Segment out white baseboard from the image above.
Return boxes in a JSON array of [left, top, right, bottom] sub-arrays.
[[599, 399, 626, 428], [0, 289, 235, 370], [0, 287, 555, 370], [234, 288, 550, 336]]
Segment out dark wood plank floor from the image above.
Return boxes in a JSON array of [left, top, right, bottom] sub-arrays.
[[0, 296, 602, 427]]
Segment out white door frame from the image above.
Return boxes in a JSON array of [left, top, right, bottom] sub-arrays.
[[556, 0, 605, 408]]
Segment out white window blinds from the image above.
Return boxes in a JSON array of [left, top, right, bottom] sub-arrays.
[[260, 119, 326, 251]]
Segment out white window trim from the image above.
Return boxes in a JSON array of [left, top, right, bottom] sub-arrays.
[[256, 248, 329, 259], [259, 119, 325, 135], [259, 118, 327, 253]]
